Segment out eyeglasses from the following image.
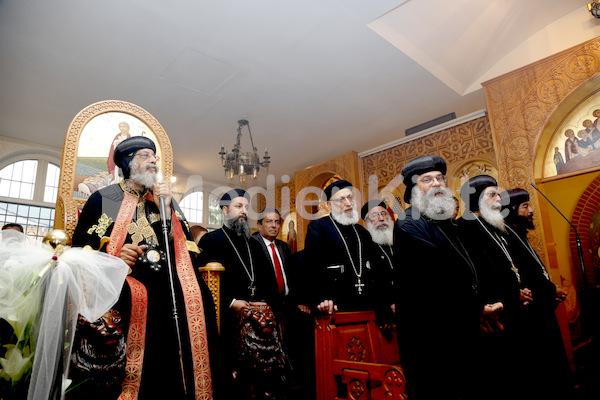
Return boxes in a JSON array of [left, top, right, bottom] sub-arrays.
[[330, 195, 354, 204], [368, 211, 389, 219], [418, 175, 447, 185], [136, 151, 160, 162], [485, 190, 501, 198], [519, 203, 533, 209]]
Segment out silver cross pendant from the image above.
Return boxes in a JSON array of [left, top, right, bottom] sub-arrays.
[[355, 278, 364, 295]]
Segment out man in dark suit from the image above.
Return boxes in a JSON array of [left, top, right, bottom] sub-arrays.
[[251, 208, 314, 399], [250, 208, 292, 313]]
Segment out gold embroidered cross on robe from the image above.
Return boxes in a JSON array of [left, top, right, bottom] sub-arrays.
[[127, 217, 154, 245]]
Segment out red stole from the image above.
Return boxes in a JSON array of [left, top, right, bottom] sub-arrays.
[[108, 191, 213, 399]]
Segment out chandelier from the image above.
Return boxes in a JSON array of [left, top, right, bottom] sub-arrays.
[[219, 119, 271, 183], [589, 1, 600, 18]]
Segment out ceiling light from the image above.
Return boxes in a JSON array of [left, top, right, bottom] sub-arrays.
[[589, 1, 600, 18], [219, 119, 270, 183]]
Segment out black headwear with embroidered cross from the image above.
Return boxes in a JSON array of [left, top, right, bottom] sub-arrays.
[[113, 136, 156, 179]]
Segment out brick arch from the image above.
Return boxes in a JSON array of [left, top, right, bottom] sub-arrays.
[[570, 174, 600, 290]]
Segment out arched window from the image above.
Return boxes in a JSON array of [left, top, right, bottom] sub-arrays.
[[0, 159, 60, 241], [208, 193, 223, 227], [0, 160, 38, 200], [179, 191, 203, 224]]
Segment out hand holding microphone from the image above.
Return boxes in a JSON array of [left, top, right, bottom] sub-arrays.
[[153, 171, 172, 211]]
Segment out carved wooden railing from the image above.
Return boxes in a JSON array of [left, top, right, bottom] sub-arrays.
[[315, 311, 406, 400]]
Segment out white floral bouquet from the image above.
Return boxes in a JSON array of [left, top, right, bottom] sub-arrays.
[[0, 233, 48, 400], [0, 230, 128, 400]]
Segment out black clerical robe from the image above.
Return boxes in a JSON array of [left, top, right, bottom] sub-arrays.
[[70, 183, 216, 400], [370, 242, 395, 323], [198, 227, 293, 399], [197, 226, 261, 311], [393, 207, 481, 400], [304, 215, 377, 311], [458, 213, 528, 400], [504, 224, 573, 400]]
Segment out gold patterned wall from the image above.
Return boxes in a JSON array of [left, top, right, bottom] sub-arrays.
[[483, 36, 600, 264], [361, 116, 496, 205], [293, 151, 362, 250]]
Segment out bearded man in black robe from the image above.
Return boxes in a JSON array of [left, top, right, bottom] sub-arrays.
[[362, 200, 395, 327], [70, 136, 215, 400], [501, 188, 573, 400], [198, 189, 291, 400], [393, 155, 489, 400], [458, 175, 529, 399], [304, 180, 377, 314]]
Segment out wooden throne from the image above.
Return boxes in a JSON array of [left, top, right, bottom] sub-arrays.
[[315, 311, 407, 400], [54, 100, 223, 330], [54, 100, 173, 236]]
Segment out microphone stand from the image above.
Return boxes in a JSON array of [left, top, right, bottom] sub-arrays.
[[158, 192, 188, 396], [530, 183, 588, 292]]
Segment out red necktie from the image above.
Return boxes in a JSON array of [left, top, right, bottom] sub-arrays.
[[270, 243, 285, 295]]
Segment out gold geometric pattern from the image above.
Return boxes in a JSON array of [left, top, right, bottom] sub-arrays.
[[126, 217, 154, 245], [87, 213, 113, 237], [148, 212, 160, 224], [361, 116, 495, 201]]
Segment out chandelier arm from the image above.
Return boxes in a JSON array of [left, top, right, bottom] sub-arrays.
[[246, 121, 258, 152]]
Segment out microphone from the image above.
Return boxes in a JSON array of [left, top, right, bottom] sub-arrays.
[[530, 183, 587, 291], [156, 170, 187, 394]]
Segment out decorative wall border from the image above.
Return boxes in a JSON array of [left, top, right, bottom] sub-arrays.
[[483, 37, 600, 263]]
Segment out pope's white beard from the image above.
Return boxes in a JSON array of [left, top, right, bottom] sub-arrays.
[[479, 198, 505, 232], [411, 186, 455, 220], [366, 220, 393, 246], [129, 160, 158, 190], [331, 207, 359, 226]]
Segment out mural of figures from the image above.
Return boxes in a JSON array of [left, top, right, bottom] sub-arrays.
[[593, 109, 600, 127], [107, 122, 131, 183], [564, 129, 579, 162], [286, 219, 297, 253], [583, 119, 600, 144], [577, 129, 596, 157], [544, 96, 600, 178], [553, 147, 565, 173], [73, 112, 159, 198]]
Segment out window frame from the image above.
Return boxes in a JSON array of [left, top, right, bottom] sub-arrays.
[[0, 154, 61, 208]]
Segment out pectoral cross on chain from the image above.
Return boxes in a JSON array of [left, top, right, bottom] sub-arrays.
[[126, 217, 154, 245], [355, 278, 364, 295]]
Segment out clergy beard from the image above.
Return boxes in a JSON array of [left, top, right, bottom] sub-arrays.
[[479, 198, 506, 232], [129, 160, 158, 190], [411, 186, 455, 220], [331, 207, 359, 226], [515, 214, 534, 231], [366, 220, 393, 246], [227, 216, 251, 238]]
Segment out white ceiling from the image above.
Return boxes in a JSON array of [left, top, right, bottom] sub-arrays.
[[0, 0, 597, 189]]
